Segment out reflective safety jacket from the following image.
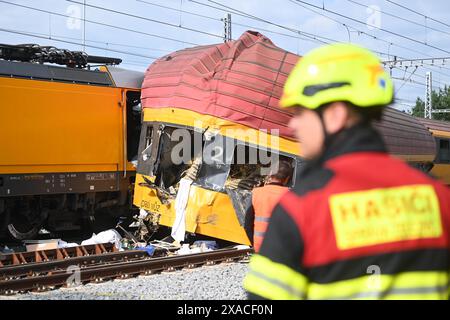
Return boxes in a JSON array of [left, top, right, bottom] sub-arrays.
[[244, 124, 450, 300], [252, 184, 289, 252]]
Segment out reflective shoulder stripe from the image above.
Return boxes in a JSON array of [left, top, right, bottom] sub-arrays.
[[244, 272, 302, 300], [254, 231, 265, 237], [244, 254, 308, 300], [255, 216, 271, 223], [308, 271, 449, 300]]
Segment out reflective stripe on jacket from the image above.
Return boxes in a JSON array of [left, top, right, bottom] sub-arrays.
[[252, 184, 289, 252], [244, 124, 450, 300]]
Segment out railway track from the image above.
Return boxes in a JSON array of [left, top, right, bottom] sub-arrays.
[[0, 246, 252, 295]]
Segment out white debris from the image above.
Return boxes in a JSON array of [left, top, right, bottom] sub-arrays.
[[233, 245, 251, 250], [57, 240, 79, 249], [176, 243, 213, 255], [81, 229, 122, 249], [171, 178, 193, 242], [138, 208, 149, 219]]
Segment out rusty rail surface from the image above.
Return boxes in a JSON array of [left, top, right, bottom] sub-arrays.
[[0, 243, 117, 266], [0, 248, 252, 295], [0, 250, 150, 279]]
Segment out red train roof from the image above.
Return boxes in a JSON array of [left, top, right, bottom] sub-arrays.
[[141, 31, 299, 140]]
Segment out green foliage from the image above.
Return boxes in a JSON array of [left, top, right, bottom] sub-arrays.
[[411, 85, 450, 121]]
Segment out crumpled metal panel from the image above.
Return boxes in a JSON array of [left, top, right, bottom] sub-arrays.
[[141, 31, 299, 140]]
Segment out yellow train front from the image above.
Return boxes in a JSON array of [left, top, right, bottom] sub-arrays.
[[133, 31, 445, 246], [0, 44, 143, 240], [133, 32, 300, 245], [133, 108, 301, 245]]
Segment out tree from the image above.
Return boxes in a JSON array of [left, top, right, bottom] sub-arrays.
[[411, 85, 450, 121]]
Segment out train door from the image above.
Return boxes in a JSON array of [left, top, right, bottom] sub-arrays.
[[125, 90, 142, 164]]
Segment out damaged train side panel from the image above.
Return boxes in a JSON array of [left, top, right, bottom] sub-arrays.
[[133, 109, 301, 245]]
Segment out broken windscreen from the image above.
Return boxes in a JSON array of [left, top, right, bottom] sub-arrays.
[[195, 133, 235, 192]]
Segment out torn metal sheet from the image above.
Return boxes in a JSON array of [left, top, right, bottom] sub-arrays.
[[225, 188, 252, 227]]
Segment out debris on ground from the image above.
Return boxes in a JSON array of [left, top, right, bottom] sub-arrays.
[[134, 245, 156, 256], [193, 241, 218, 250], [81, 229, 122, 249], [24, 239, 60, 251], [176, 240, 218, 255], [0, 245, 14, 254], [57, 240, 79, 249]]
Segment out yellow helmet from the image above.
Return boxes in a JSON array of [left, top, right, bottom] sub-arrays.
[[280, 43, 394, 109]]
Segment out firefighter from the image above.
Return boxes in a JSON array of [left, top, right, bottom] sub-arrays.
[[244, 43, 450, 300], [244, 160, 293, 252]]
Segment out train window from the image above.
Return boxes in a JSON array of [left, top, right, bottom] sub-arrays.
[[223, 144, 297, 229], [438, 139, 450, 163], [196, 139, 298, 193], [195, 134, 235, 192], [126, 91, 142, 162], [153, 126, 201, 190], [137, 124, 154, 175], [225, 144, 297, 190]]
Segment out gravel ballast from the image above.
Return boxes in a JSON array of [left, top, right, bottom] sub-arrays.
[[0, 262, 250, 300]]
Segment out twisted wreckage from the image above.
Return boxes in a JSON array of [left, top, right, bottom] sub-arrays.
[[131, 31, 440, 245]]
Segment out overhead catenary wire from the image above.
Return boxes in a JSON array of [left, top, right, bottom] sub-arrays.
[[385, 0, 450, 29], [192, 0, 450, 80], [0, 28, 158, 61], [346, 0, 450, 37], [286, 0, 450, 78], [3, 28, 173, 54], [189, 0, 398, 58], [194, 0, 449, 64], [3, 0, 448, 93], [136, 0, 323, 45], [394, 66, 419, 94], [288, 0, 442, 59], [0, 0, 200, 46], [287, 0, 450, 78], [188, 0, 330, 45], [66, 0, 224, 40], [289, 0, 450, 55]]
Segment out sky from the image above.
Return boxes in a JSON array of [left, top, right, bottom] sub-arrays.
[[1, 0, 450, 112]]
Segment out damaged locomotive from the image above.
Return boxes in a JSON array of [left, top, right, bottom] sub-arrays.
[[132, 31, 441, 246], [132, 32, 301, 245]]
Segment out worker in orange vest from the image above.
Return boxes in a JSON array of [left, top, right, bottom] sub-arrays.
[[245, 160, 293, 252]]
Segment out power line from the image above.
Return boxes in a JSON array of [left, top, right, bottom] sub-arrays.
[[194, 0, 445, 64], [383, 57, 450, 65], [3, 28, 173, 54], [386, 0, 450, 29], [66, 0, 224, 39], [0, 28, 158, 60], [290, 0, 450, 55], [197, 0, 450, 80], [383, 57, 450, 80], [189, 0, 398, 58], [346, 0, 450, 37], [0, 0, 200, 46], [391, 65, 448, 88], [188, 0, 329, 45], [287, 0, 354, 42], [137, 0, 220, 23], [137, 0, 319, 45], [286, 0, 450, 75], [395, 66, 418, 94]]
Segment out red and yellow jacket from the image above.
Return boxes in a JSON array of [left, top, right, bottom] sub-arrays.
[[244, 124, 450, 300]]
